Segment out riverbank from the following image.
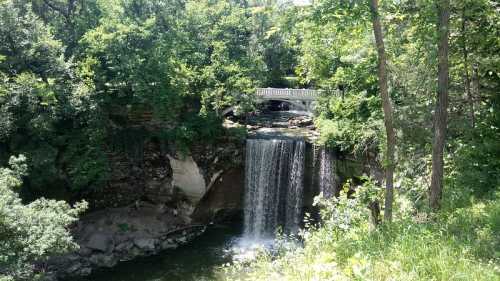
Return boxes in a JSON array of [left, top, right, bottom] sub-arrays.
[[71, 223, 242, 281]]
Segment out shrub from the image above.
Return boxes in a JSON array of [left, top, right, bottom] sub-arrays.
[[0, 155, 87, 280]]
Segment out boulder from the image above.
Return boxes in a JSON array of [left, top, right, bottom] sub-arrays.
[[133, 238, 157, 251], [78, 247, 93, 257], [86, 233, 113, 252], [79, 267, 92, 276], [89, 253, 117, 268], [288, 116, 313, 127], [115, 241, 134, 252], [66, 262, 83, 274], [160, 240, 178, 250], [176, 236, 187, 244]]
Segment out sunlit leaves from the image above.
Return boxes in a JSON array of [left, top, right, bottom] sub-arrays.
[[0, 155, 87, 280]]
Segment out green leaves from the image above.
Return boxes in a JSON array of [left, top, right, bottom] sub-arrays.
[[0, 155, 87, 280], [186, 0, 262, 114], [316, 93, 383, 153], [0, 0, 105, 195]]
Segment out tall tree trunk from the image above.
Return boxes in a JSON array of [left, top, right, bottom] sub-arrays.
[[472, 64, 480, 104], [430, 0, 450, 210], [369, 200, 381, 228], [369, 0, 396, 222], [461, 6, 475, 128]]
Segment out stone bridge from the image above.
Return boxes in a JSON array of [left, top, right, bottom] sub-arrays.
[[223, 88, 322, 116], [256, 88, 320, 101]]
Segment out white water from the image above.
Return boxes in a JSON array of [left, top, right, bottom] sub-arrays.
[[318, 147, 337, 198], [243, 138, 305, 240]]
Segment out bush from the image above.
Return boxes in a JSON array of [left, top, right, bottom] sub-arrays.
[[0, 155, 87, 280]]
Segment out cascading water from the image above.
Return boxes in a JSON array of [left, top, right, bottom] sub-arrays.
[[243, 138, 305, 240], [318, 147, 337, 198]]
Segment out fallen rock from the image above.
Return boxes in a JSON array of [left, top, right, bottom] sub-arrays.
[[176, 236, 188, 244], [89, 253, 117, 268], [160, 240, 178, 250], [115, 241, 134, 252], [78, 247, 92, 257], [86, 233, 113, 252], [133, 238, 157, 251], [66, 262, 83, 274], [288, 116, 313, 127]]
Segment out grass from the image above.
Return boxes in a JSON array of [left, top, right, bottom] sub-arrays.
[[223, 192, 500, 281]]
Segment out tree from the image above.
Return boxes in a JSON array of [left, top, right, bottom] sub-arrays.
[[307, 0, 396, 222], [184, 0, 264, 116], [429, 0, 450, 210], [0, 155, 87, 280], [0, 0, 105, 197], [368, 0, 396, 222], [30, 0, 101, 57]]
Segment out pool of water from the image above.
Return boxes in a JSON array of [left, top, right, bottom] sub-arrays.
[[77, 224, 242, 281]]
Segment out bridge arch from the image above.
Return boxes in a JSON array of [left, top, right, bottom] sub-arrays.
[[222, 88, 322, 116], [264, 99, 314, 112], [222, 99, 314, 116]]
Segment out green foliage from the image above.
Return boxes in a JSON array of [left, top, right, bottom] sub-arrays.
[[316, 93, 383, 153], [186, 0, 264, 115], [0, 0, 105, 198], [310, 180, 373, 239], [306, 0, 499, 199], [447, 93, 500, 198], [78, 0, 264, 149], [297, 22, 377, 92], [0, 155, 87, 280], [64, 132, 109, 191], [170, 112, 225, 153], [224, 125, 248, 141], [249, 5, 301, 87], [0, 0, 497, 279]]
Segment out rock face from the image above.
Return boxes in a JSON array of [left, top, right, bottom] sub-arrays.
[[83, 138, 246, 218], [192, 168, 245, 223], [167, 154, 206, 203]]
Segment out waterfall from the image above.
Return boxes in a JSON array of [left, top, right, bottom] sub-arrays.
[[318, 147, 336, 198], [244, 138, 305, 239]]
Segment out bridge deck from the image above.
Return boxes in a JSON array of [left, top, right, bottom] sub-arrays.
[[256, 88, 321, 101]]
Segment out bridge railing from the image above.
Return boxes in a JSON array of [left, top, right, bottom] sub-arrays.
[[255, 88, 322, 100]]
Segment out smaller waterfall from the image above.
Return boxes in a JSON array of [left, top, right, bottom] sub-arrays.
[[244, 138, 305, 240], [318, 147, 337, 198]]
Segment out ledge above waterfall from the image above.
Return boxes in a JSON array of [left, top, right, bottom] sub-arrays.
[[248, 127, 319, 143], [226, 110, 319, 143]]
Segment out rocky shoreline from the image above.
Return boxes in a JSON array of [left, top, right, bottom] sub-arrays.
[[46, 203, 206, 278]]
